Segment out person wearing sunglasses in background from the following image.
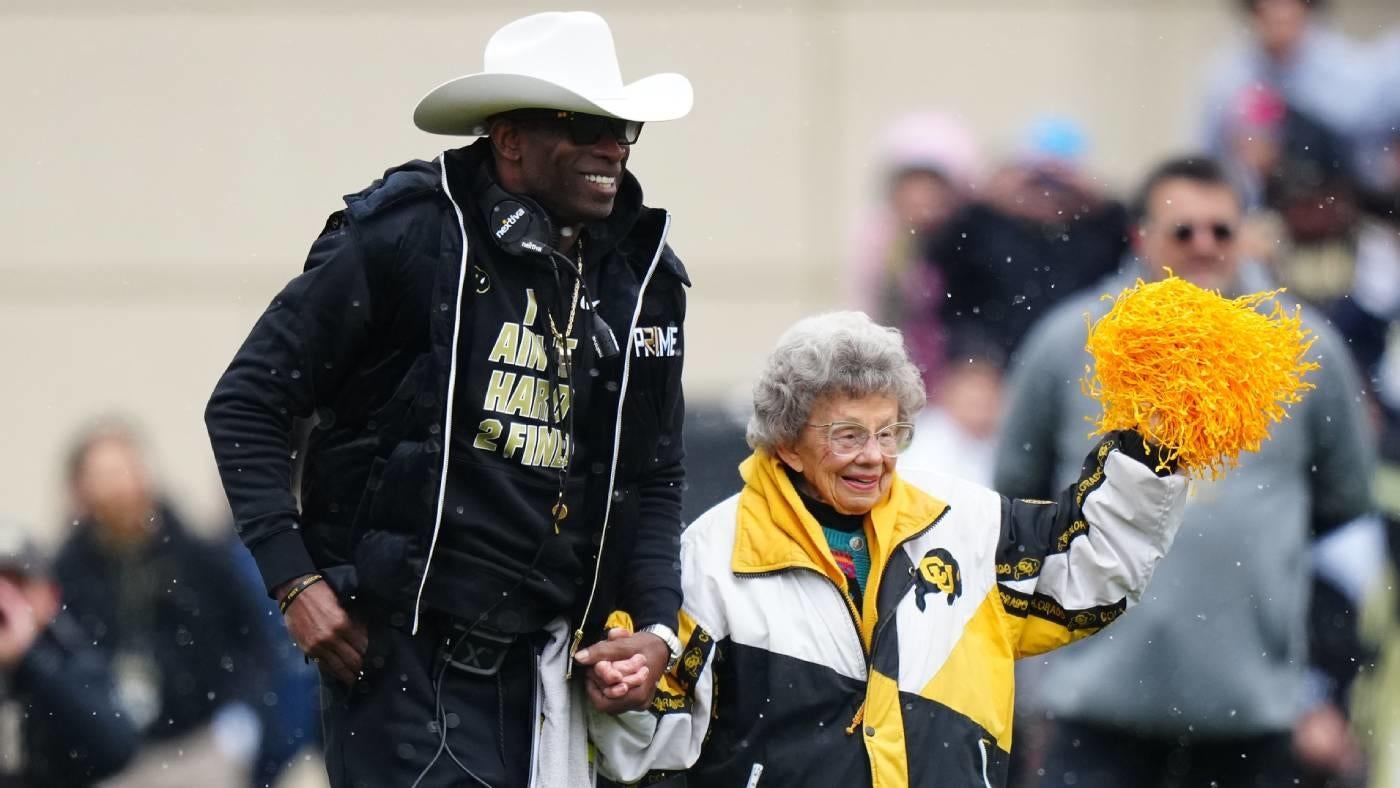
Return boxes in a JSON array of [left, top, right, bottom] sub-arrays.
[[205, 11, 693, 788], [996, 157, 1374, 787], [583, 311, 1193, 786]]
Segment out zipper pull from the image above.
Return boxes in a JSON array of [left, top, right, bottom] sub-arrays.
[[844, 700, 867, 736], [564, 627, 585, 679]]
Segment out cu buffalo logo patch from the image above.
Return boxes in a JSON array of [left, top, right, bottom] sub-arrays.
[[915, 548, 962, 610], [1013, 557, 1042, 580]]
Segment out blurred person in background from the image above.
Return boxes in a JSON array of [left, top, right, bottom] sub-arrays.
[[1358, 112, 1400, 224], [1202, 0, 1400, 195], [1213, 83, 1302, 296], [849, 110, 983, 389], [1358, 124, 1400, 434], [901, 355, 1003, 487], [1260, 110, 1399, 382], [0, 525, 137, 787], [931, 115, 1129, 368], [1222, 95, 1400, 387], [1349, 419, 1400, 783], [1219, 84, 1289, 215], [219, 531, 321, 788], [998, 156, 1374, 787], [54, 421, 272, 788]]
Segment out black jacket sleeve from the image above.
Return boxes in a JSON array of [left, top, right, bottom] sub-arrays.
[[12, 615, 138, 785], [204, 215, 381, 595], [621, 256, 688, 633], [626, 419, 684, 633]]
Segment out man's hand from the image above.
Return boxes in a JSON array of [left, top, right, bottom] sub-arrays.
[[574, 626, 671, 714], [278, 576, 367, 686], [0, 577, 47, 670]]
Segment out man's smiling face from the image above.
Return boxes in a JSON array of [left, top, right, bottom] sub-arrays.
[[506, 112, 631, 225]]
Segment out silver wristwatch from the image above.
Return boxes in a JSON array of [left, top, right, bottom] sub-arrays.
[[640, 623, 683, 672]]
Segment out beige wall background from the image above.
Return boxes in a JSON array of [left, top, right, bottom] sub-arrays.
[[3, 0, 1396, 542]]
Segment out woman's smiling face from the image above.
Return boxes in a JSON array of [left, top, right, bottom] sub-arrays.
[[777, 393, 900, 515]]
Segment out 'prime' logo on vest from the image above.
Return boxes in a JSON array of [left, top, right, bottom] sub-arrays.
[[632, 325, 681, 357]]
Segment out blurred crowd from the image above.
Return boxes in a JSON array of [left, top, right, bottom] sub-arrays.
[[0, 422, 321, 787], [850, 1, 1400, 786], [2, 0, 1398, 786], [858, 2, 1399, 488]]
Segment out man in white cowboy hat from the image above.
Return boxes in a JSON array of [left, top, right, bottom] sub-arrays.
[[205, 11, 693, 787]]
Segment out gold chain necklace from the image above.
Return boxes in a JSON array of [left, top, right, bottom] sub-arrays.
[[547, 237, 582, 342]]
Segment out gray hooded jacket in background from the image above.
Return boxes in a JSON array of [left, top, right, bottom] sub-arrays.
[[994, 263, 1374, 736]]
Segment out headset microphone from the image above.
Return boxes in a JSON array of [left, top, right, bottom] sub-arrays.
[[481, 182, 620, 363], [487, 195, 554, 257]]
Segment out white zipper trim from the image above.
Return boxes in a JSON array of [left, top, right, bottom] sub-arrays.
[[410, 151, 472, 634], [978, 738, 992, 788], [575, 213, 673, 636]]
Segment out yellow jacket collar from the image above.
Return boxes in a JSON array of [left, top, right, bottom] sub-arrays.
[[731, 452, 949, 581]]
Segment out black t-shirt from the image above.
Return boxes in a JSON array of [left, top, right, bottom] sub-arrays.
[[423, 155, 626, 632]]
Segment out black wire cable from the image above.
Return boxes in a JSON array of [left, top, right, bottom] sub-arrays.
[[411, 630, 491, 788], [410, 524, 557, 788]]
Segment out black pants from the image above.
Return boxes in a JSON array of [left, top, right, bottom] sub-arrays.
[[1031, 718, 1302, 788], [321, 612, 536, 788]]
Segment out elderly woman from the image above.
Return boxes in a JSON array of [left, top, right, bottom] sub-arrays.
[[584, 312, 1188, 787]]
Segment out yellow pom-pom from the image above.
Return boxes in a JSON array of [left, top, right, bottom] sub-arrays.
[[1082, 275, 1319, 480]]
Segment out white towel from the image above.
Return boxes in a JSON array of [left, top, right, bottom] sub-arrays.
[[531, 617, 595, 788]]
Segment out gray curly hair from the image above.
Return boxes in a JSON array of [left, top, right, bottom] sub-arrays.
[[746, 311, 926, 453]]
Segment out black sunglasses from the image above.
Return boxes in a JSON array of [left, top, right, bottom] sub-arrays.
[[511, 109, 643, 146], [1172, 222, 1235, 244]]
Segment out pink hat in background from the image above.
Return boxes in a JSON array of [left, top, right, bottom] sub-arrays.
[[1232, 83, 1287, 132], [875, 110, 984, 190]]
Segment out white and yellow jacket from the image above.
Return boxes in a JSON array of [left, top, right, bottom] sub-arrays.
[[590, 431, 1188, 787]]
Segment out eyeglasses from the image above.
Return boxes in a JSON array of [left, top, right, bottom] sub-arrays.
[[511, 109, 644, 146], [1171, 222, 1235, 245], [807, 421, 916, 458]]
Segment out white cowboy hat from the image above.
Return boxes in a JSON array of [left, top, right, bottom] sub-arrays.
[[413, 11, 694, 137]]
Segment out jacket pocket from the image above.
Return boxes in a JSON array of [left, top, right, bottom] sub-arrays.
[[352, 441, 437, 602], [353, 529, 421, 604], [348, 456, 388, 544], [365, 352, 434, 447]]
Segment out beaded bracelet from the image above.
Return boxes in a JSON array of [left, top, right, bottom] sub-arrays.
[[278, 573, 325, 614]]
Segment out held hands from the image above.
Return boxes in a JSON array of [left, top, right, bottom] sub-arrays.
[[277, 575, 367, 686], [574, 626, 671, 714]]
